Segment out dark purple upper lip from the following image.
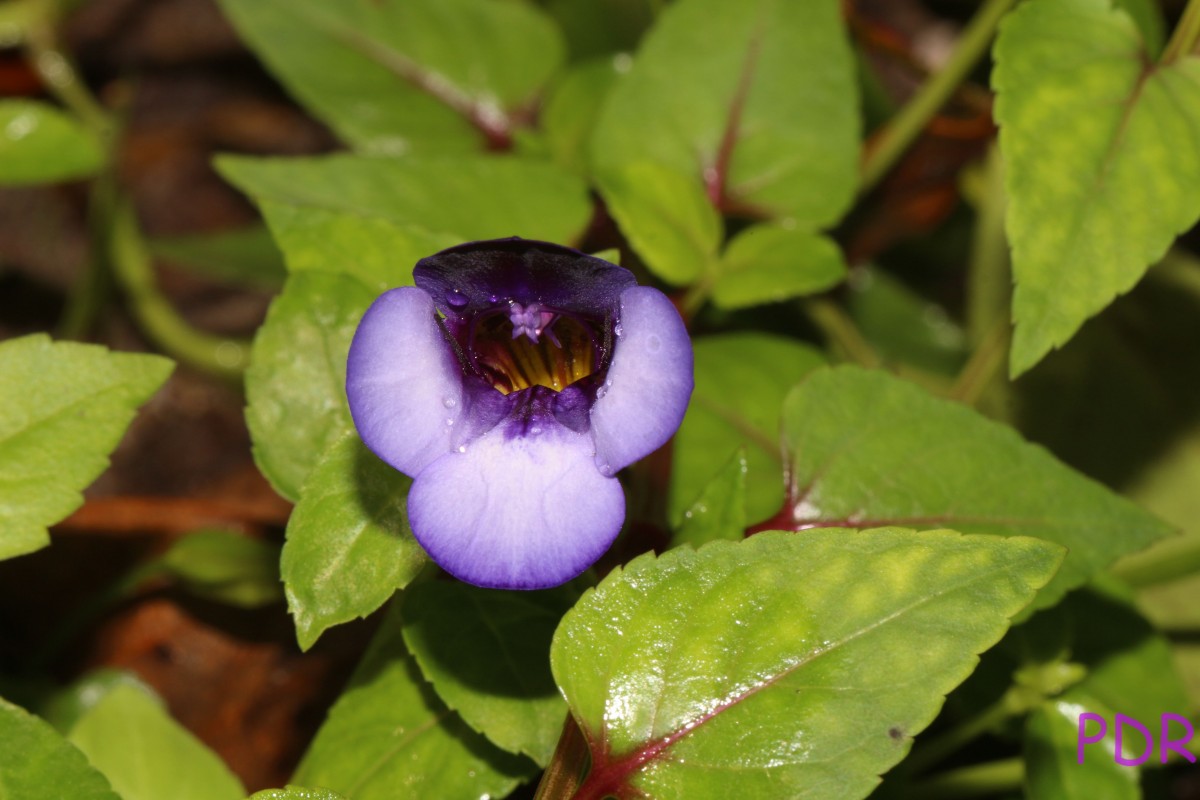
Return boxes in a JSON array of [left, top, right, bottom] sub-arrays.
[[413, 237, 637, 320]]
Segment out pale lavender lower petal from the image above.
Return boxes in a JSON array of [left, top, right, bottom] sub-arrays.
[[346, 287, 463, 477], [407, 424, 625, 590], [590, 287, 694, 475]]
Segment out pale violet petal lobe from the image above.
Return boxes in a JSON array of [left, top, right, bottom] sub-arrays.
[[590, 287, 694, 475], [346, 287, 463, 477], [407, 423, 625, 590]]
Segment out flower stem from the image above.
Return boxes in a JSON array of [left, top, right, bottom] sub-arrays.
[[949, 319, 1008, 407], [23, 0, 111, 139], [801, 296, 881, 368], [109, 198, 251, 379], [964, 145, 1009, 347], [859, 0, 1017, 195], [57, 175, 116, 339], [534, 715, 590, 800], [1163, 0, 1200, 64], [910, 758, 1024, 799]]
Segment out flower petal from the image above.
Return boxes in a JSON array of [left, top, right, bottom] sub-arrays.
[[346, 287, 463, 477], [407, 423, 625, 589], [590, 287, 694, 475]]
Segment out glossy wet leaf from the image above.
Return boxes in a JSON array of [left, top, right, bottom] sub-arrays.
[[0, 696, 119, 800], [712, 224, 847, 309], [597, 161, 722, 284], [0, 100, 103, 185], [1025, 698, 1139, 800], [401, 581, 580, 766], [149, 226, 286, 290], [217, 0, 563, 153], [68, 684, 244, 800], [994, 0, 1200, 375], [247, 789, 345, 800], [0, 335, 172, 560], [294, 604, 534, 799], [218, 154, 592, 250], [670, 334, 825, 528], [159, 529, 282, 608], [245, 272, 375, 501], [592, 0, 858, 223], [552, 529, 1063, 799], [671, 447, 747, 548], [284, 434, 424, 651], [780, 367, 1172, 611]]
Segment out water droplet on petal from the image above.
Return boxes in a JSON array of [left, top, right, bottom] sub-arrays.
[[443, 397, 457, 409], [445, 418, 454, 427], [595, 385, 607, 399], [614, 323, 623, 337], [598, 462, 613, 476], [446, 289, 469, 309], [457, 444, 468, 453], [531, 425, 542, 435]]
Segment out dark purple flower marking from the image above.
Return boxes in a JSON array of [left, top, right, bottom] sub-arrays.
[[346, 238, 694, 589]]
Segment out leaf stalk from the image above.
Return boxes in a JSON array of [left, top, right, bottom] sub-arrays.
[[859, 0, 1017, 194]]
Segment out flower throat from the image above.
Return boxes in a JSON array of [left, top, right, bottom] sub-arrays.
[[470, 302, 598, 395]]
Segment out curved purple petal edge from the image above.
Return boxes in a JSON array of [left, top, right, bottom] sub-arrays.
[[591, 287, 694, 476], [345, 238, 694, 590], [346, 288, 463, 477]]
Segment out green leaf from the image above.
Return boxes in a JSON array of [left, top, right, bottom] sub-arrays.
[[994, 0, 1200, 375], [0, 100, 103, 185], [545, 0, 654, 60], [218, 154, 593, 249], [0, 335, 173, 560], [712, 224, 847, 309], [148, 226, 287, 290], [779, 367, 1173, 611], [670, 447, 747, 548], [283, 434, 425, 651], [294, 604, 534, 799], [0, 696, 119, 800], [596, 161, 722, 284], [248, 789, 345, 800], [1114, 0, 1166, 58], [592, 0, 859, 223], [540, 58, 620, 176], [669, 333, 826, 528], [256, 202, 460, 292], [68, 683, 244, 800], [159, 529, 282, 608], [401, 582, 580, 766], [1025, 698, 1139, 800], [245, 272, 375, 501], [551, 529, 1063, 798], [40, 670, 149, 735], [217, 0, 563, 153]]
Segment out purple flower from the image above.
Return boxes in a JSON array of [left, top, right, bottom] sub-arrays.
[[346, 238, 693, 590]]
